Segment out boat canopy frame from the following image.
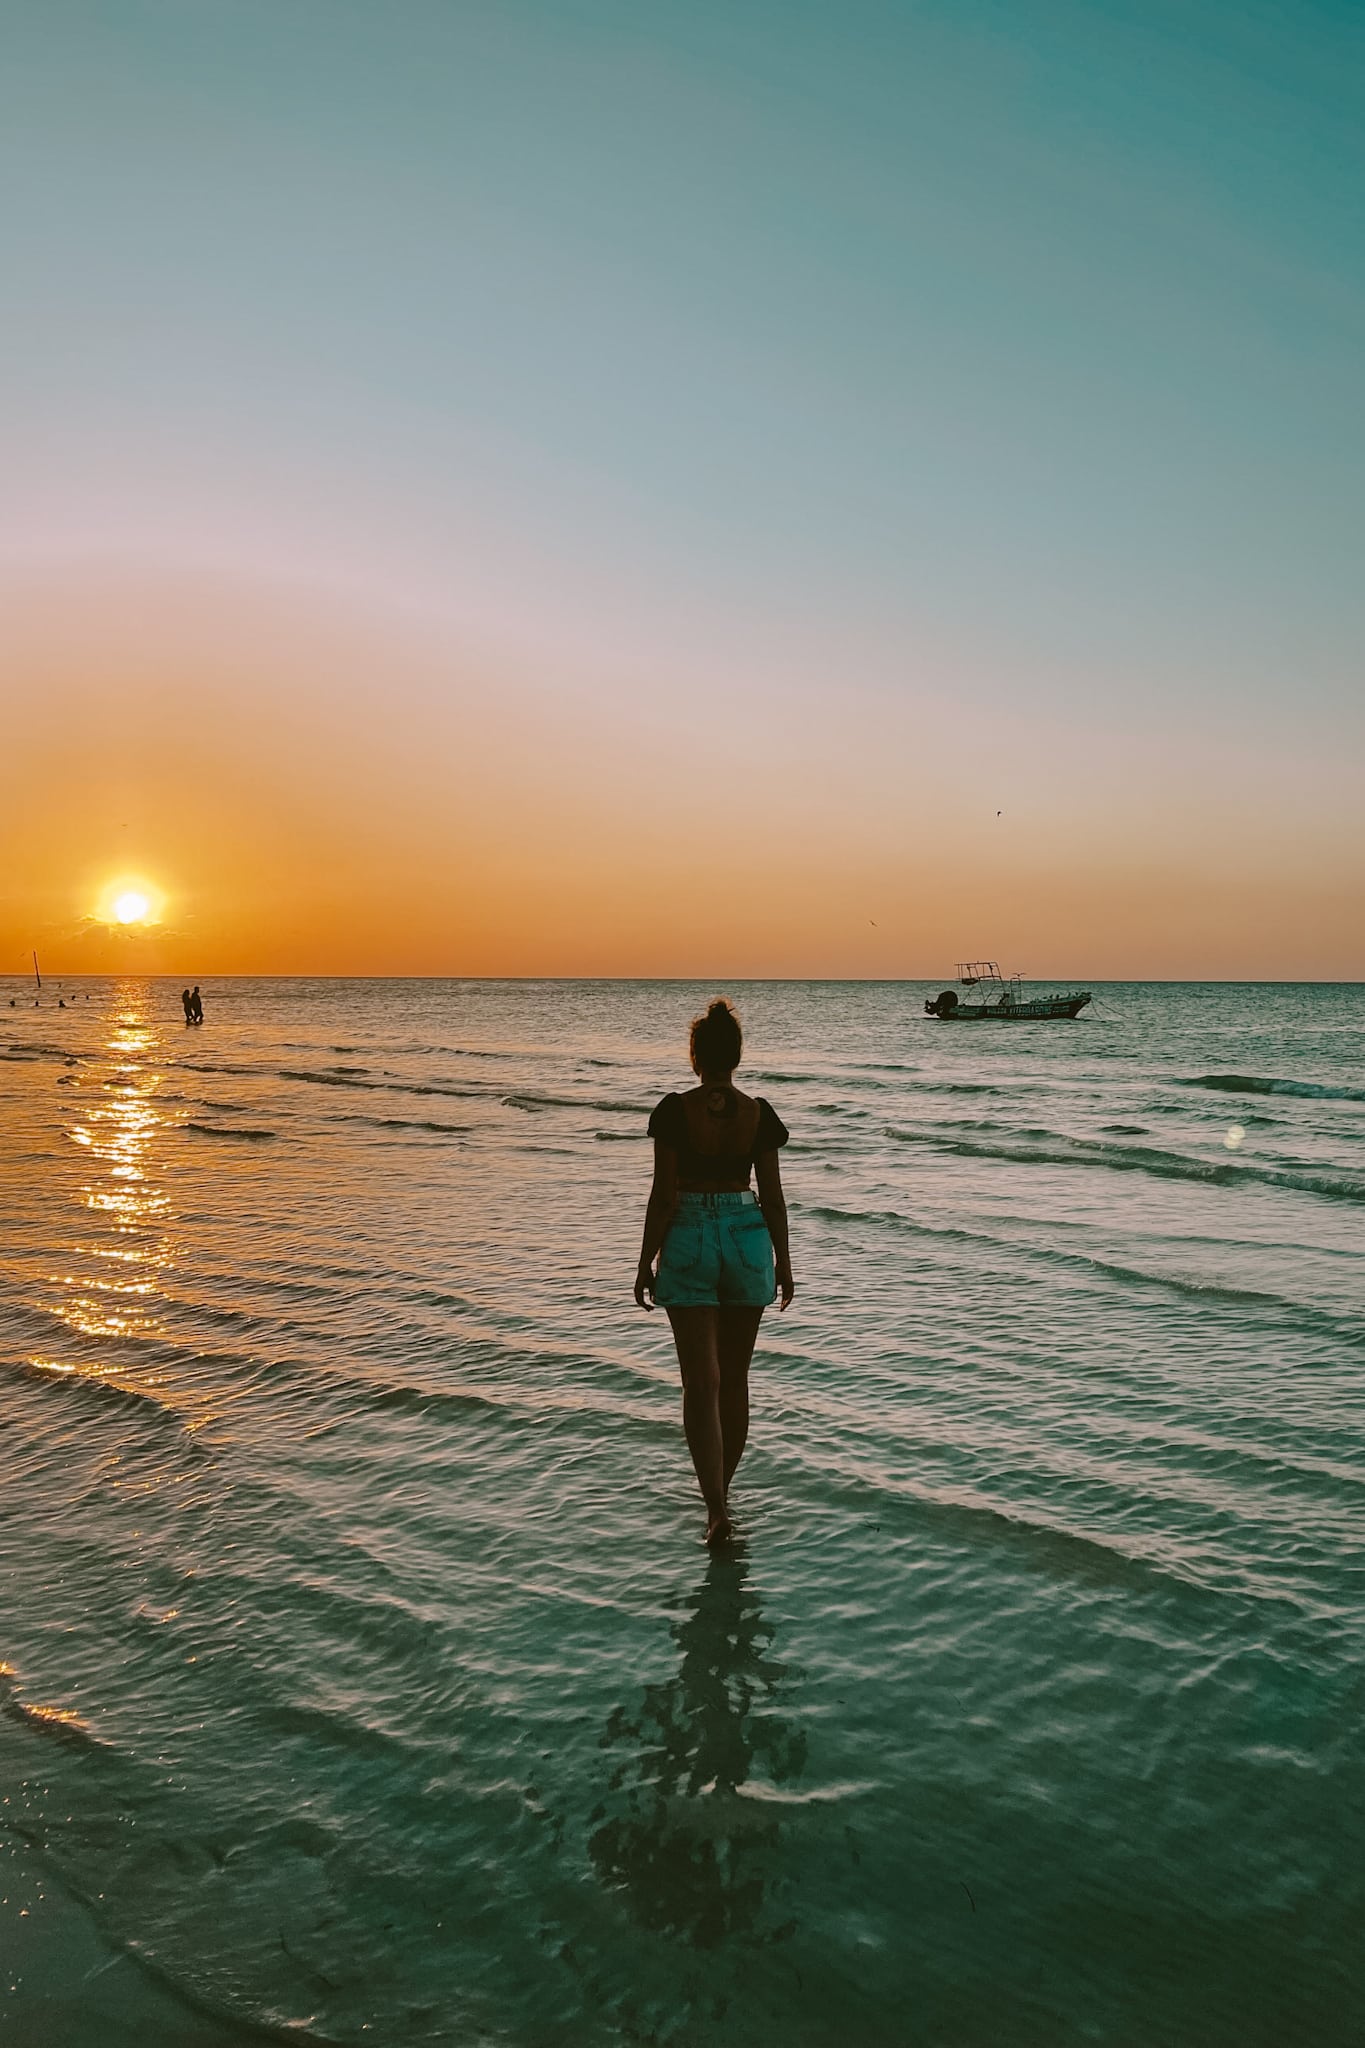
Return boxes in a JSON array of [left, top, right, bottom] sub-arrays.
[[956, 960, 1022, 991]]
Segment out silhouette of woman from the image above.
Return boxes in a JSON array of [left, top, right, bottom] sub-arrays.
[[635, 1000, 794, 1545]]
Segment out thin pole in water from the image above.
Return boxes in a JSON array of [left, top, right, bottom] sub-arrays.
[[32, 951, 41, 990]]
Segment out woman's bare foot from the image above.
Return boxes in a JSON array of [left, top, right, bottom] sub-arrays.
[[705, 1508, 734, 1546]]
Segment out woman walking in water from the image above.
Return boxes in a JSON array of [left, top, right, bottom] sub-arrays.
[[635, 1000, 794, 1544]]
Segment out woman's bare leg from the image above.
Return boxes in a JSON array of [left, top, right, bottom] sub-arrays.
[[717, 1307, 762, 1494], [666, 1307, 730, 1541]]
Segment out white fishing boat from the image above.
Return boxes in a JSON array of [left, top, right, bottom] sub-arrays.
[[925, 961, 1091, 1021]]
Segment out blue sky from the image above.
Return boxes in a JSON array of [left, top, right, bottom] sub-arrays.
[[4, 0, 1363, 972]]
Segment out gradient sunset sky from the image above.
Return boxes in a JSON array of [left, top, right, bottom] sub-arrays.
[[4, 0, 1362, 978]]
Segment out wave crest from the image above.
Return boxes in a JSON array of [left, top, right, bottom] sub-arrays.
[[185, 1122, 277, 1141], [886, 1122, 1365, 1204], [1182, 1073, 1365, 1104]]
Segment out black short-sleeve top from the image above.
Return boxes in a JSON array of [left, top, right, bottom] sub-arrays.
[[647, 1091, 789, 1190]]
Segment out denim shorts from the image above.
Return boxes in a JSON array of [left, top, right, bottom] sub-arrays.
[[655, 1192, 775, 1309]]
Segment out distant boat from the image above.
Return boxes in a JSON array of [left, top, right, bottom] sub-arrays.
[[925, 961, 1091, 1021]]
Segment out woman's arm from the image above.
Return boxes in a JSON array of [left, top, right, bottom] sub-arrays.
[[754, 1150, 795, 1309], [635, 1139, 678, 1309]]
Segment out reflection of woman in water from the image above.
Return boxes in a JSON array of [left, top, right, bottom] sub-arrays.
[[590, 1549, 806, 1950], [635, 1000, 794, 1546]]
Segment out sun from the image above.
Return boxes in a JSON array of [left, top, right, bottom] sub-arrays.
[[96, 877, 165, 928]]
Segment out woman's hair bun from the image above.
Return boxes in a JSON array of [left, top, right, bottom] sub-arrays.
[[690, 997, 743, 1072]]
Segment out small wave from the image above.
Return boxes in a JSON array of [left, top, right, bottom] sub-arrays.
[[845, 1060, 921, 1072], [280, 1066, 384, 1090], [503, 1091, 643, 1115], [185, 1122, 278, 1141], [272, 1348, 661, 1437], [6, 1355, 209, 1439], [278, 1066, 485, 1105], [375, 1041, 516, 1062], [593, 1129, 645, 1141], [172, 1058, 263, 1079], [885, 1123, 1365, 1204], [831, 1070, 926, 1093], [735, 1779, 878, 1808], [350, 1115, 469, 1136], [1182, 1073, 1365, 1104], [0, 1667, 112, 1751], [1102, 1124, 1148, 1135], [869, 1480, 1312, 1615], [791, 1198, 1364, 1343]]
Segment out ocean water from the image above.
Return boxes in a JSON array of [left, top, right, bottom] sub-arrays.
[[1, 977, 1362, 2046]]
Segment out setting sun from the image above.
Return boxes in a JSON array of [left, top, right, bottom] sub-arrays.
[[96, 877, 165, 929]]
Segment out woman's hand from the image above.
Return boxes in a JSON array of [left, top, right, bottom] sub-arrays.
[[634, 1261, 656, 1311], [776, 1262, 796, 1312]]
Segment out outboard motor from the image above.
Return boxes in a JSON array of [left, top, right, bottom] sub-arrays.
[[926, 989, 959, 1017]]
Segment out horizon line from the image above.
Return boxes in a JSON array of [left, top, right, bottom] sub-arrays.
[[5, 973, 1364, 988]]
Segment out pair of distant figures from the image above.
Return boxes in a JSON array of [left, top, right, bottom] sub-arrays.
[[181, 986, 204, 1025]]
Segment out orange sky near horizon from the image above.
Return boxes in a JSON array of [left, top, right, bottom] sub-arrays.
[[5, 571, 1361, 983]]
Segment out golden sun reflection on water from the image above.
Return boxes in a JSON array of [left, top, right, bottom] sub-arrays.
[[53, 987, 174, 1345]]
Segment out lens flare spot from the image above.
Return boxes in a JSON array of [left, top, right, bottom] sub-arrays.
[[1224, 1125, 1246, 1149]]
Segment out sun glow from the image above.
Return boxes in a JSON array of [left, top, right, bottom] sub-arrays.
[[97, 877, 164, 927]]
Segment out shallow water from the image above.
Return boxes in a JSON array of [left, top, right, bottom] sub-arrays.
[[2, 977, 1362, 2044]]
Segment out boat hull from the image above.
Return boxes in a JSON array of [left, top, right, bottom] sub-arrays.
[[926, 993, 1091, 1021]]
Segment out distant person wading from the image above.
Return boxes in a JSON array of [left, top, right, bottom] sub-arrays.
[[635, 1000, 794, 1545]]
